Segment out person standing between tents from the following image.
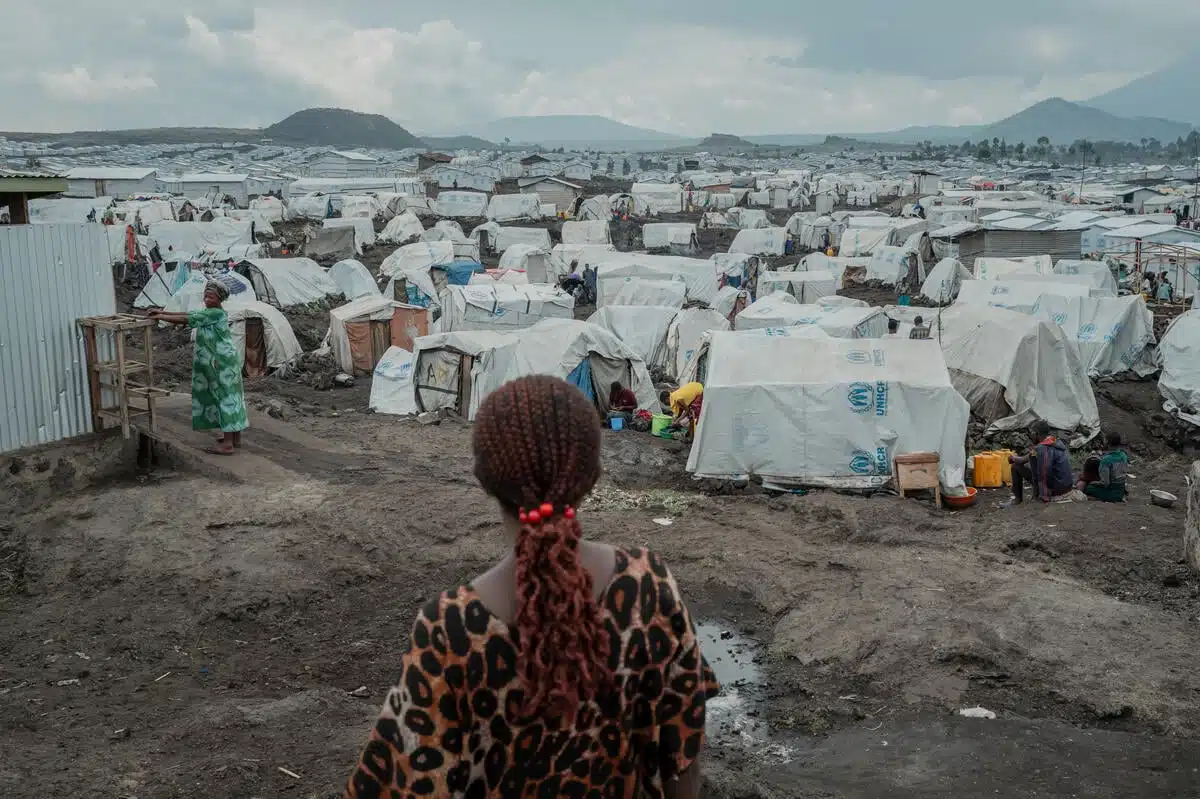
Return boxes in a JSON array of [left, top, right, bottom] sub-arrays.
[[909, 315, 932, 340], [343, 376, 719, 799], [148, 281, 248, 455], [1001, 421, 1074, 507]]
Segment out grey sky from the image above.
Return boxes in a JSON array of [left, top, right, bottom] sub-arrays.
[[0, 1, 1193, 135]]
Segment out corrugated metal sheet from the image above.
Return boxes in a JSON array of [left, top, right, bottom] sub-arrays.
[[0, 224, 116, 453], [958, 230, 1083, 270]]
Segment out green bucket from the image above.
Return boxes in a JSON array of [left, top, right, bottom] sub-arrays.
[[650, 413, 672, 437]]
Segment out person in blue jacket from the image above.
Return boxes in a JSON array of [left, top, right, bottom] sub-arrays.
[[1002, 421, 1074, 507]]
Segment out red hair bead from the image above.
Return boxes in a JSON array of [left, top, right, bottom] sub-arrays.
[[539, 503, 554, 518], [564, 506, 576, 520], [518, 510, 528, 523], [527, 509, 542, 524]]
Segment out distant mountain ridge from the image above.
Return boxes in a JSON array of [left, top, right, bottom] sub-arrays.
[[1088, 49, 1200, 125], [475, 115, 687, 147], [263, 108, 424, 149]]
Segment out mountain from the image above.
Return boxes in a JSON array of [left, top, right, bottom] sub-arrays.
[[262, 108, 424, 149], [1088, 50, 1200, 125], [421, 135, 498, 151], [475, 115, 687, 149], [977, 97, 1193, 145], [690, 133, 760, 153]]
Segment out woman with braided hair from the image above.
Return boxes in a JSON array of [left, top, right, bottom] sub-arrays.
[[345, 375, 719, 799]]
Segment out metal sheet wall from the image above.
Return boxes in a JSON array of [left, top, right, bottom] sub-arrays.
[[0, 224, 116, 453]]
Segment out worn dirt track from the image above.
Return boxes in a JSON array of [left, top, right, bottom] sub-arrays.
[[2, 394, 1198, 798]]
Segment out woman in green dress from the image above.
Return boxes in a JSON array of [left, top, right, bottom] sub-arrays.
[[148, 281, 249, 455]]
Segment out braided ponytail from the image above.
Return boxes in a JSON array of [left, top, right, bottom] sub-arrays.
[[473, 375, 611, 721]]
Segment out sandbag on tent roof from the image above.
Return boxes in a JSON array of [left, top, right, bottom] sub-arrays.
[[378, 210, 425, 245], [1054, 260, 1119, 296], [920, 258, 973, 304], [235, 257, 340, 307], [930, 305, 1099, 435], [974, 255, 1052, 280], [148, 218, 253, 259], [687, 331, 970, 492], [643, 223, 698, 253], [562, 220, 611, 245], [439, 283, 574, 333], [586, 306, 676, 369], [758, 270, 838, 303], [1157, 311, 1200, 425], [226, 301, 303, 376], [736, 294, 888, 338], [413, 318, 658, 418], [329, 259, 381, 300], [729, 227, 788, 256], [323, 217, 376, 250], [664, 308, 730, 381], [956, 279, 1090, 313], [434, 191, 489, 218], [487, 194, 542, 222]]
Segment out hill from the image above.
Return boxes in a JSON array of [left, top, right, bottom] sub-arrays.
[[1088, 50, 1200, 125], [977, 97, 1193, 145], [0, 127, 260, 147], [421, 135, 497, 151], [263, 108, 424, 149], [475, 115, 687, 148]]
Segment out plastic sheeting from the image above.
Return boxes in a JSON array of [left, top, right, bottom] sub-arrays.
[[148, 218, 252, 259], [957, 280, 1090, 313], [920, 258, 973, 303], [866, 246, 923, 286], [974, 255, 1052, 280], [439, 283, 574, 332], [327, 296, 396, 374], [1158, 311, 1200, 424], [631, 183, 684, 214], [369, 347, 419, 415], [287, 195, 332, 221], [323, 217, 375, 250], [329, 259, 381, 300], [643, 223, 698, 250], [562, 221, 611, 245], [599, 277, 687, 309], [238, 258, 340, 307], [303, 226, 356, 261], [686, 332, 969, 491], [997, 271, 1116, 298], [729, 227, 788, 256], [1054, 260, 1119, 296], [378, 210, 425, 245], [931, 306, 1099, 434], [423, 220, 468, 243], [665, 308, 730, 381], [758, 270, 837, 304], [156, 268, 257, 313], [736, 295, 888, 338], [227, 301, 303, 372], [1031, 294, 1156, 377], [837, 227, 891, 257], [591, 255, 720, 307], [586, 306, 677, 369], [487, 194, 542, 222], [494, 227, 552, 254], [378, 240, 456, 298], [433, 191, 489, 218], [548, 243, 616, 280]]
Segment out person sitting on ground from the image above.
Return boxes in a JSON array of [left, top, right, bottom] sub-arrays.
[[343, 376, 719, 799], [1080, 431, 1130, 503], [148, 281, 248, 455], [661, 381, 705, 439], [1002, 421, 1074, 507], [609, 381, 638, 415], [883, 318, 902, 339], [909, 315, 932, 340]]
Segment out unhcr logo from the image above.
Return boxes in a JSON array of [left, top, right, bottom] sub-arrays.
[[845, 350, 871, 364], [849, 451, 874, 474], [1078, 323, 1097, 341], [848, 382, 873, 413]]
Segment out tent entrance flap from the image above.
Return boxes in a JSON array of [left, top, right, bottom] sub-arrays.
[[567, 359, 595, 403], [415, 349, 464, 413], [242, 317, 267, 377], [588, 355, 631, 413]]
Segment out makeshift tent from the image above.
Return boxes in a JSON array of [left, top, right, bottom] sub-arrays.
[[837, 227, 891, 257], [439, 284, 574, 333], [798, 252, 864, 287], [413, 319, 658, 418], [729, 227, 788, 256], [600, 277, 687, 309], [323, 217, 376, 250], [866, 245, 924, 286], [1054, 260, 1119, 295], [562, 221, 611, 245], [930, 305, 1099, 434], [423, 220, 468, 243], [736, 295, 888, 338], [472, 225, 553, 254], [249, 196, 285, 223], [498, 245, 551, 283], [996, 271, 1116, 298], [377, 210, 425, 245], [151, 268, 257, 313], [339, 195, 386, 220], [590, 255, 720, 307], [631, 183, 684, 214], [974, 255, 1052, 280], [287, 194, 333, 221], [687, 331, 970, 491], [379, 241, 456, 304], [1157, 311, 1200, 424], [664, 308, 730, 381], [1030, 294, 1156, 377], [369, 347, 419, 416], [226, 302, 303, 377], [486, 194, 542, 222], [757, 270, 838, 303], [728, 209, 769, 229], [956, 280, 1090, 313], [434, 191, 489, 218], [328, 259, 381, 300], [919, 258, 973, 304], [303, 226, 357, 261], [586, 306, 677, 369], [326, 296, 429, 375], [148, 218, 252, 259], [816, 295, 868, 308], [235, 258, 340, 307], [643, 223, 699, 253], [710, 253, 760, 289]]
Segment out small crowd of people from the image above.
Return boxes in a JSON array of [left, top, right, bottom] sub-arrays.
[[1141, 270, 1175, 303], [1001, 422, 1129, 508], [883, 315, 932, 340]]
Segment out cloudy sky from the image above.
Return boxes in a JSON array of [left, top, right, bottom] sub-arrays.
[[1, 1, 1194, 135]]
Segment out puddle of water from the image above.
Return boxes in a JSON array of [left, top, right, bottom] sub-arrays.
[[696, 621, 798, 764]]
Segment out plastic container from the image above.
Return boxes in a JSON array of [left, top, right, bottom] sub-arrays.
[[650, 413, 672, 437], [973, 453, 1003, 488], [898, 295, 911, 306], [945, 487, 978, 509], [610, 416, 625, 432]]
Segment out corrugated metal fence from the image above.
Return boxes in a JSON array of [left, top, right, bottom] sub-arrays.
[[0, 224, 116, 453]]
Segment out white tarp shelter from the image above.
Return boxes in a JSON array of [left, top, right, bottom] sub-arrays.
[[562, 221, 612, 246], [665, 308, 730, 381], [586, 306, 677, 369], [1054, 260, 1119, 296], [327, 296, 398, 374], [592, 255, 720, 307], [147, 268, 256, 313], [439, 284, 574, 333], [643, 223, 698, 252], [729, 227, 788, 256], [226, 301, 303, 373], [236, 257, 340, 307], [434, 191, 489, 218], [736, 294, 888, 338], [148, 219, 252, 259], [487, 194, 542, 222], [549, 243, 616, 280], [974, 255, 1053, 280], [1157, 311, 1200, 425], [498, 244, 552, 282], [997, 271, 1116, 298], [919, 258, 973, 304], [758, 270, 838, 304], [378, 210, 425, 245], [1031, 294, 1156, 377], [328, 259, 381, 300], [686, 331, 970, 491], [631, 183, 685, 214], [956, 280, 1091, 313], [369, 347, 419, 416], [866, 246, 924, 286]]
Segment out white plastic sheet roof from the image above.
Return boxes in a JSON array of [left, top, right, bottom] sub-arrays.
[[486, 193, 542, 222], [227, 301, 303, 371], [973, 255, 1052, 280], [377, 210, 425, 244], [328, 296, 398, 373], [439, 283, 574, 333], [729, 227, 788, 256], [241, 258, 340, 307], [328, 259, 381, 300], [1157, 311, 1200, 425], [562, 221, 612, 246], [758, 270, 838, 304], [919, 258, 973, 303], [586, 305, 677, 368], [686, 331, 969, 491], [591, 254, 720, 307], [148, 218, 252, 259], [736, 295, 887, 338]]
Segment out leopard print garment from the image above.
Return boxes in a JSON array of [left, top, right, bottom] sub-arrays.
[[345, 548, 720, 798]]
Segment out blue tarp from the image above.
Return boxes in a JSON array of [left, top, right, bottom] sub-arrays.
[[567, 359, 594, 402], [444, 261, 486, 286]]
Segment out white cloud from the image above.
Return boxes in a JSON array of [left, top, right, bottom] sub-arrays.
[[185, 16, 223, 61], [38, 66, 156, 101]]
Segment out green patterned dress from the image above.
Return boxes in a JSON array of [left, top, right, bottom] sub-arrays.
[[187, 308, 248, 433]]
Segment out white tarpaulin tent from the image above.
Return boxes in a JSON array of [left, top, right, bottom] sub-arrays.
[[549, 243, 616, 280], [664, 308, 730, 381], [236, 258, 340, 307], [798, 252, 864, 286], [151, 268, 257, 313], [226, 302, 303, 372], [592, 255, 720, 307], [413, 319, 658, 418], [631, 183, 685, 214], [686, 331, 970, 491], [562, 221, 612, 245], [736, 294, 888, 338], [600, 277, 687, 309], [729, 227, 788, 256], [643, 223, 698, 252], [931, 305, 1099, 434], [758, 270, 837, 304], [487, 194, 542, 222], [1157, 311, 1200, 425], [327, 296, 396, 374], [956, 280, 1090, 312], [379, 241, 455, 280], [586, 306, 677, 369], [439, 283, 574, 333], [490, 227, 553, 254], [837, 227, 891, 257], [1030, 294, 1156, 377], [369, 347, 419, 415], [974, 255, 1053, 280], [328, 259, 381, 300], [1054, 260, 1119, 296], [498, 244, 552, 282], [148, 219, 252, 259], [433, 191, 489, 218], [866, 246, 924, 286], [423, 220, 468, 243], [919, 258, 973, 303], [377, 210, 425, 245], [997, 271, 1116, 298], [323, 217, 375, 251]]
